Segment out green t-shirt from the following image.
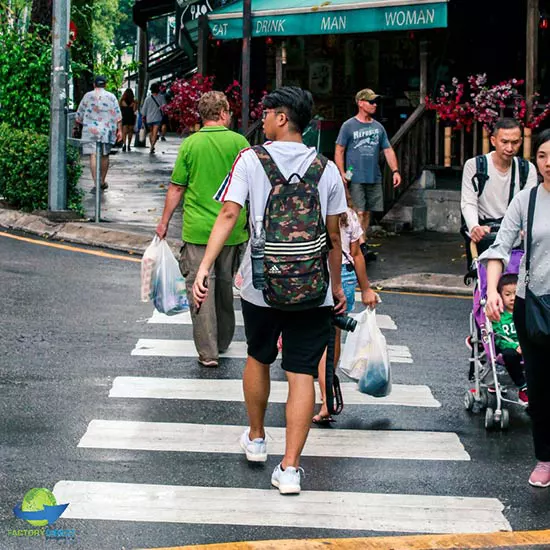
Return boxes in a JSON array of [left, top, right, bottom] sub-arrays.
[[493, 310, 519, 351], [171, 126, 249, 245]]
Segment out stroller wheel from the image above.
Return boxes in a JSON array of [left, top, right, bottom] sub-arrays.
[[485, 407, 495, 430], [463, 390, 475, 411], [500, 408, 510, 430]]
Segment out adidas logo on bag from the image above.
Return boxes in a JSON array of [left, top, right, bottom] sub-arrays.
[[269, 265, 282, 274]]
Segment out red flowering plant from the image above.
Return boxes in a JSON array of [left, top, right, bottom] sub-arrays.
[[162, 73, 215, 132], [225, 81, 267, 127], [468, 74, 525, 131], [525, 93, 550, 130], [425, 78, 473, 130]]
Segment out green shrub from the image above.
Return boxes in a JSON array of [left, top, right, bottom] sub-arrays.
[[0, 123, 83, 214]]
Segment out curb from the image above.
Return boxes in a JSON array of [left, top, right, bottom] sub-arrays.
[[0, 208, 469, 297], [0, 208, 180, 255]]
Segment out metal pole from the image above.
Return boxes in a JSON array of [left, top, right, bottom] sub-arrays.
[[48, 0, 70, 212], [95, 142, 102, 223], [526, 0, 539, 117], [241, 0, 252, 133]]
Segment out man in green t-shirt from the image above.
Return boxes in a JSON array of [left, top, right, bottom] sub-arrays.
[[156, 91, 249, 367]]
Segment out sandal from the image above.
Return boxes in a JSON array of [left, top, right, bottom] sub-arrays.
[[312, 413, 335, 425]]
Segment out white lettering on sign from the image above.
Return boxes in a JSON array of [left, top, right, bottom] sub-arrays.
[[320, 15, 347, 31], [385, 8, 435, 27], [256, 19, 286, 33], [212, 23, 228, 36]]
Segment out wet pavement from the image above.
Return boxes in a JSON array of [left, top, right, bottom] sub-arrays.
[[79, 136, 466, 283]]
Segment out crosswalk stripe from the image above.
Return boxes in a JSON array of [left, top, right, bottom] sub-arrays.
[[78, 420, 469, 461], [131, 339, 413, 363], [109, 377, 440, 408], [148, 309, 398, 330], [52, 480, 511, 533]]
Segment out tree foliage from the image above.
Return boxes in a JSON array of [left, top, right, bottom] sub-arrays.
[[0, 9, 51, 133]]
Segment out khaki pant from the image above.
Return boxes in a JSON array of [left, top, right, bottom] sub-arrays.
[[179, 242, 245, 361]]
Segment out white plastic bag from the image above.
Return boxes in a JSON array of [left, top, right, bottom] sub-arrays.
[[141, 236, 162, 302], [339, 309, 391, 397], [151, 240, 189, 315]]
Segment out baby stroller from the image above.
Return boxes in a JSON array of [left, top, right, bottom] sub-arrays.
[[464, 242, 525, 431]]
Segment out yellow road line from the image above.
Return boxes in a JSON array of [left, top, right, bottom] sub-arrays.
[[0, 231, 141, 263], [0, 231, 471, 300], [145, 529, 550, 550]]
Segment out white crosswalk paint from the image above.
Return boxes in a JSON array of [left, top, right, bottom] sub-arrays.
[[52, 480, 511, 534], [109, 377, 440, 408], [148, 309, 398, 330], [79, 420, 469, 461], [131, 339, 413, 363]]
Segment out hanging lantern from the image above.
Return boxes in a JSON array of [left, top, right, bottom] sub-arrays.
[[540, 16, 549, 30], [265, 37, 273, 45]]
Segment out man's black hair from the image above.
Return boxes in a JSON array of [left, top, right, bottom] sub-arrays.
[[497, 273, 518, 294], [262, 86, 313, 134], [150, 83, 160, 94], [493, 118, 521, 135]]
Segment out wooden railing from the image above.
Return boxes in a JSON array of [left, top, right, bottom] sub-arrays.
[[382, 104, 432, 213], [244, 119, 264, 145]]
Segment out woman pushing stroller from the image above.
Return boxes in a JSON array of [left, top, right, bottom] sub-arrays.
[[482, 129, 550, 489]]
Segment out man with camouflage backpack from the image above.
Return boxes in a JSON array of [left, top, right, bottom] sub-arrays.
[[193, 87, 347, 495]]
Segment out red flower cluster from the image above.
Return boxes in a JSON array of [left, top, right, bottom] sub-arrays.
[[162, 73, 215, 132], [426, 73, 550, 132], [225, 81, 267, 126]]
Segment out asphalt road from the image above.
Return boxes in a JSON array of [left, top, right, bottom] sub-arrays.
[[1, 231, 549, 550]]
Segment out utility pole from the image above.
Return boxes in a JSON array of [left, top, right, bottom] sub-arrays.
[[525, 0, 539, 159], [241, 0, 251, 133], [48, 0, 70, 213]]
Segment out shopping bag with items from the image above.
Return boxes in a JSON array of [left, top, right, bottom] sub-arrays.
[[141, 237, 189, 315], [141, 236, 162, 302], [339, 309, 392, 397]]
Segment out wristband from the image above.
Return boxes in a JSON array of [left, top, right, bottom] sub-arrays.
[[392, 169, 400, 174]]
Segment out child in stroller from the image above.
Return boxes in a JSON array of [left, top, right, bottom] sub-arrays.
[[464, 245, 527, 430], [492, 273, 528, 405]]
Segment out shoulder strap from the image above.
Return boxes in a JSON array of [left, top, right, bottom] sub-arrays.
[[472, 155, 489, 196], [301, 153, 328, 186], [525, 186, 538, 285], [518, 157, 529, 190], [507, 159, 517, 206], [151, 95, 161, 109], [252, 145, 287, 188]]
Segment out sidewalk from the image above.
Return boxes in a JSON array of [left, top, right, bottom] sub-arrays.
[[0, 136, 469, 295]]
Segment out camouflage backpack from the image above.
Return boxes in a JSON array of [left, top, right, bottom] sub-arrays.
[[253, 145, 329, 310]]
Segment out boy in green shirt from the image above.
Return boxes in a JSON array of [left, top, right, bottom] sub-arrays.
[[156, 91, 249, 367], [493, 273, 527, 404]]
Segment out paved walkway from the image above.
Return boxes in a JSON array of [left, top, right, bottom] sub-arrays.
[[78, 135, 467, 289]]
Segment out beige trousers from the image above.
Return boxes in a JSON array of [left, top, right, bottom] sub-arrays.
[[179, 242, 244, 361]]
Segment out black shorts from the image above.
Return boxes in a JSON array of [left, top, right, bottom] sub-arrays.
[[241, 299, 332, 377]]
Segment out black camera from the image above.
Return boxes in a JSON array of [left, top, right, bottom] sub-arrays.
[[332, 313, 357, 332]]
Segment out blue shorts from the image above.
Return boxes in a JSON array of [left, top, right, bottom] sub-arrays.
[[341, 264, 357, 314]]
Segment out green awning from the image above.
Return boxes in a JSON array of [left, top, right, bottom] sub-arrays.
[[208, 0, 448, 40]]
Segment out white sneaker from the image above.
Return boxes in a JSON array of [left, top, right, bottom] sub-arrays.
[[271, 463, 303, 495], [239, 428, 267, 462]]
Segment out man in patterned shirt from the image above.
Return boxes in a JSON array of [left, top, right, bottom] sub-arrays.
[[76, 75, 122, 193]]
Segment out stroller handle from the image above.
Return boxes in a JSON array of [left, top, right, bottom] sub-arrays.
[[470, 241, 479, 261]]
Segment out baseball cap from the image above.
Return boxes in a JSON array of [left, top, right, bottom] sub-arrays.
[[355, 88, 379, 102], [94, 75, 107, 87]]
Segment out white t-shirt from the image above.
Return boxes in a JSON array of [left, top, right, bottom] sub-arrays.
[[341, 208, 363, 265], [215, 141, 347, 308], [461, 152, 537, 231]]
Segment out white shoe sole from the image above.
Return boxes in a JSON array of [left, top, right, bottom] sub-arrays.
[[529, 479, 550, 488], [271, 478, 301, 494], [240, 440, 267, 463]]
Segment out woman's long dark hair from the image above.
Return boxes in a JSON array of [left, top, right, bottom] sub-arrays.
[[121, 88, 135, 106], [535, 128, 550, 154]]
